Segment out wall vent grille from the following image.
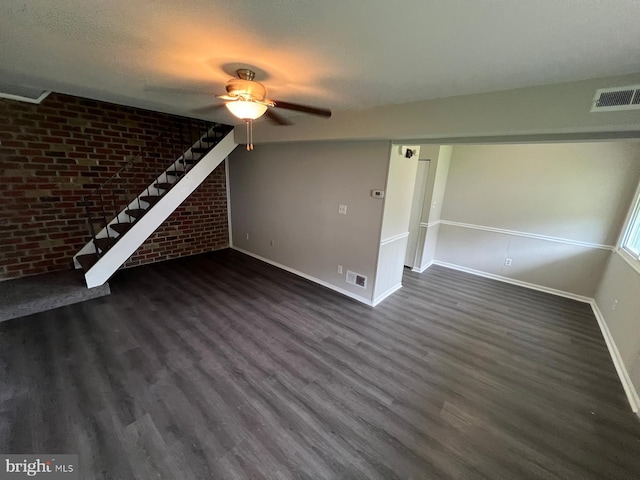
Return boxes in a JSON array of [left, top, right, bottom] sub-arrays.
[[346, 270, 367, 289], [591, 85, 640, 112]]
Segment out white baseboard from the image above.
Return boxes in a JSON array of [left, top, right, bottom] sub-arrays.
[[231, 247, 373, 306], [372, 283, 402, 306], [430, 260, 592, 303], [412, 260, 433, 273], [590, 301, 640, 413], [426, 260, 640, 414]]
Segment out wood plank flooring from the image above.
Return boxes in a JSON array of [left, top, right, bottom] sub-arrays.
[[1, 249, 639, 479]]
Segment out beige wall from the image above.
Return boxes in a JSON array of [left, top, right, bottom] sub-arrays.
[[440, 143, 640, 245], [240, 73, 640, 144], [435, 224, 611, 296], [228, 141, 390, 303], [595, 252, 640, 405], [435, 142, 640, 297]]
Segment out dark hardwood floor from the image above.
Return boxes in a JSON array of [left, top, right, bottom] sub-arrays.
[[1, 249, 639, 479]]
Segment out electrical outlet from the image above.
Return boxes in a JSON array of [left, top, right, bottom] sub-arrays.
[[612, 299, 618, 310], [504, 258, 512, 266], [337, 265, 343, 274], [338, 204, 348, 215]]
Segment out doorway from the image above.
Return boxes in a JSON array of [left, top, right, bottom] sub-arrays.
[[405, 159, 430, 267]]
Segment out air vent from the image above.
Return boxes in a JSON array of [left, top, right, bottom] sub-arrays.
[[591, 85, 640, 112], [346, 270, 367, 289]]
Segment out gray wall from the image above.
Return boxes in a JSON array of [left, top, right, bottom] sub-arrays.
[[595, 252, 640, 405], [228, 141, 390, 303], [435, 142, 640, 297], [240, 73, 640, 144]]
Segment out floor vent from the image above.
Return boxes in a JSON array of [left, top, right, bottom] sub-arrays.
[[591, 85, 640, 112], [346, 270, 367, 289]]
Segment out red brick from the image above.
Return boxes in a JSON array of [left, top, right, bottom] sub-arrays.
[[1, 92, 229, 281]]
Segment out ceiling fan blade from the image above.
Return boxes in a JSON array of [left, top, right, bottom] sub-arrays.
[[264, 109, 294, 126], [271, 99, 332, 118], [191, 103, 226, 114]]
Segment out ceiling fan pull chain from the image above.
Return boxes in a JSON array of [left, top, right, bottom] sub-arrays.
[[246, 119, 255, 151]]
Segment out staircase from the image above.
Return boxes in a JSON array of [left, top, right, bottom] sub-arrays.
[[74, 120, 237, 288]]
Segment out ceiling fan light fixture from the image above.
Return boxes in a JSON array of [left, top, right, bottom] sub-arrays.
[[225, 100, 268, 120]]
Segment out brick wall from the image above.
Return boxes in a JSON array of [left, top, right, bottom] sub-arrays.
[[0, 92, 229, 281], [125, 164, 228, 268]]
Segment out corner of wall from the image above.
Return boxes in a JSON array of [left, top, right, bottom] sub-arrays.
[[589, 296, 640, 413]]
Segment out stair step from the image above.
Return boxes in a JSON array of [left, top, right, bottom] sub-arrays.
[[179, 158, 198, 165], [191, 147, 210, 154], [154, 182, 174, 190], [208, 125, 231, 138], [125, 208, 147, 219], [76, 253, 99, 271], [94, 236, 117, 252], [165, 170, 184, 176], [109, 222, 133, 234], [140, 195, 161, 205]]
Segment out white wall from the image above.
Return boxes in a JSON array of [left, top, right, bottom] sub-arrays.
[[242, 73, 640, 144], [435, 142, 640, 298], [595, 252, 640, 412], [405, 160, 430, 267], [228, 141, 390, 303], [415, 146, 452, 270], [373, 145, 419, 302]]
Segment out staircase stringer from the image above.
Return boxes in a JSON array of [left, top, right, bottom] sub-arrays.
[[81, 130, 237, 288]]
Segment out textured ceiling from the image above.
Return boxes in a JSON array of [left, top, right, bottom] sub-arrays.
[[1, 0, 639, 124]]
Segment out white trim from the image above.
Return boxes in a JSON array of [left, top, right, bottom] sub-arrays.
[[617, 180, 640, 249], [431, 260, 592, 303], [372, 283, 403, 306], [412, 260, 433, 273], [225, 157, 233, 247], [231, 246, 374, 306], [616, 180, 640, 273], [616, 248, 640, 276], [439, 220, 615, 251], [380, 231, 409, 246], [0, 90, 50, 104], [590, 301, 640, 413], [419, 221, 439, 228]]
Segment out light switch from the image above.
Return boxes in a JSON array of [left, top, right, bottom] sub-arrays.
[[338, 204, 348, 215]]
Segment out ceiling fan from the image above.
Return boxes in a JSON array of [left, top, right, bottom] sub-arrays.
[[197, 68, 332, 150]]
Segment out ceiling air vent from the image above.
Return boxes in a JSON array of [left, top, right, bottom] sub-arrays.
[[591, 85, 640, 112]]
